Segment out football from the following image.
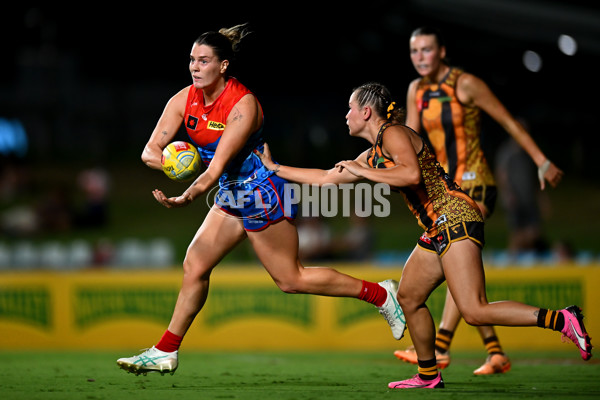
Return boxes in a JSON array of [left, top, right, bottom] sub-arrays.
[[161, 141, 201, 182]]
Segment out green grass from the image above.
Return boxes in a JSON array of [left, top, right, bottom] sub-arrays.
[[0, 351, 598, 399]]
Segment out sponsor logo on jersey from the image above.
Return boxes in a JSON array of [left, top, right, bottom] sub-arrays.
[[207, 121, 226, 131], [186, 115, 199, 130], [434, 214, 447, 226]]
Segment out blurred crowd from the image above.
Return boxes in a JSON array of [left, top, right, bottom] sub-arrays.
[[0, 123, 593, 271], [0, 147, 591, 270], [1, 160, 109, 236], [0, 154, 174, 270]]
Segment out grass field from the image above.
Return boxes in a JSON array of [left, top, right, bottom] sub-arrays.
[[1, 350, 598, 399]]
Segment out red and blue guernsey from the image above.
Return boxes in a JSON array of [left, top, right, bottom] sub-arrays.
[[183, 77, 296, 230], [184, 77, 268, 183]]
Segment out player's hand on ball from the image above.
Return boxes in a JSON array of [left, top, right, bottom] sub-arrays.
[[152, 189, 193, 208]]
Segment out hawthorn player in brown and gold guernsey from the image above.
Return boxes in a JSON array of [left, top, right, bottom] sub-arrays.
[[256, 82, 591, 390], [415, 67, 495, 213], [397, 25, 565, 377], [366, 121, 483, 252], [406, 27, 562, 217]]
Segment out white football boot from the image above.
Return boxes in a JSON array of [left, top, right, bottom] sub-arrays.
[[117, 346, 178, 376], [377, 279, 406, 340]]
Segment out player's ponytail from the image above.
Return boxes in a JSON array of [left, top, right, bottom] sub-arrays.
[[218, 23, 251, 53], [195, 23, 251, 72], [353, 82, 406, 125], [386, 102, 405, 125]]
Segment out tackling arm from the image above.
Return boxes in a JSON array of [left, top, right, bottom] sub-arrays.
[[256, 143, 366, 186], [459, 73, 563, 189]]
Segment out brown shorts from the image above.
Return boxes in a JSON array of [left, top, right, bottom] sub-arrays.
[[417, 221, 485, 257]]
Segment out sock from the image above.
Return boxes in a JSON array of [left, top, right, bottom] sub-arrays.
[[156, 329, 183, 353], [417, 358, 438, 380], [537, 309, 565, 332], [357, 280, 388, 307], [483, 335, 503, 355], [435, 328, 454, 354]]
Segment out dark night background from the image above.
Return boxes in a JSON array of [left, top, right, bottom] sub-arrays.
[[2, 0, 599, 173], [1, 1, 599, 265]]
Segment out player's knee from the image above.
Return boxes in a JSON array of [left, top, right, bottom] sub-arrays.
[[269, 267, 306, 294], [182, 256, 211, 282], [274, 280, 302, 294], [396, 287, 418, 311], [272, 272, 309, 294], [461, 308, 486, 326]]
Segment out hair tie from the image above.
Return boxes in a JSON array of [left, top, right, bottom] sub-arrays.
[[387, 101, 396, 119]]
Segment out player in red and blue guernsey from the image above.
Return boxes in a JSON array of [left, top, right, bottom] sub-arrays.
[[116, 24, 406, 376], [183, 73, 279, 229]]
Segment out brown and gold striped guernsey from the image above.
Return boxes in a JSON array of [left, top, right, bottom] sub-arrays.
[[366, 123, 483, 237], [415, 67, 495, 189]]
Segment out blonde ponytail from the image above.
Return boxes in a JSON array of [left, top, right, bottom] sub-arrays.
[[218, 23, 251, 52]]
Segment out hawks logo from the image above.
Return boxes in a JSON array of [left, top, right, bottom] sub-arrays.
[[450, 223, 463, 235]]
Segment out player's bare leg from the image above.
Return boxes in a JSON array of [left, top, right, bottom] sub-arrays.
[[166, 205, 247, 337], [117, 205, 246, 375], [396, 199, 510, 373], [469, 202, 511, 374], [390, 245, 446, 388], [440, 241, 592, 362], [248, 219, 406, 339], [248, 219, 363, 296], [397, 246, 445, 361], [440, 289, 510, 374], [395, 287, 457, 368]]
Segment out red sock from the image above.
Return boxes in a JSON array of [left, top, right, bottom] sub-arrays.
[[357, 280, 388, 307], [156, 330, 183, 353]]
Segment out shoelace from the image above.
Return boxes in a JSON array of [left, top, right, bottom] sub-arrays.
[[379, 308, 397, 327]]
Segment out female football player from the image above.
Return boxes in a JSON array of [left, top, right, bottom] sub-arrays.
[[394, 26, 565, 375], [256, 82, 591, 389], [116, 24, 405, 376]]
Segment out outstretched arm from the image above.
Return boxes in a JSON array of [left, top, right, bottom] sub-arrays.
[[458, 73, 563, 189], [256, 143, 365, 186], [335, 125, 421, 188]]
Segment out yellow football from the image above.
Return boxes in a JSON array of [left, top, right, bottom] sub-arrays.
[[161, 141, 200, 182]]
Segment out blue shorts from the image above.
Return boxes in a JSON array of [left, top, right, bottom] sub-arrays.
[[215, 175, 298, 231]]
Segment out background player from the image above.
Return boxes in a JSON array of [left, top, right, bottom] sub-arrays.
[[394, 26, 564, 375]]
